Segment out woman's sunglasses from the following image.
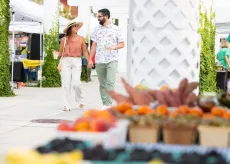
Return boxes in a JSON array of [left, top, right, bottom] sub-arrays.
[[73, 24, 79, 28]]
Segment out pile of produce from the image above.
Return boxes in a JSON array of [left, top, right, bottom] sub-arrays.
[[108, 78, 199, 107], [201, 106, 230, 126], [6, 78, 230, 164], [57, 110, 117, 132], [6, 138, 228, 164], [110, 100, 230, 145], [5, 148, 82, 164], [36, 138, 89, 154]]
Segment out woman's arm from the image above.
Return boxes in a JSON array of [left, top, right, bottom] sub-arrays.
[[224, 55, 230, 69], [58, 37, 65, 57]]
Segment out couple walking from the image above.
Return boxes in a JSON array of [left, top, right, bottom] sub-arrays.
[[58, 9, 125, 111]]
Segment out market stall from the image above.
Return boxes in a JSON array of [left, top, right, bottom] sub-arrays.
[[4, 0, 230, 163], [5, 78, 230, 164], [9, 0, 68, 88]]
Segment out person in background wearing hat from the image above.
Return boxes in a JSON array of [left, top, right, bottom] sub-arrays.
[[89, 8, 125, 109], [59, 18, 92, 111]]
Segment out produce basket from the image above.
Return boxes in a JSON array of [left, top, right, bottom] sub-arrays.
[[163, 124, 197, 145], [57, 120, 129, 149], [198, 125, 230, 147], [129, 124, 160, 143]]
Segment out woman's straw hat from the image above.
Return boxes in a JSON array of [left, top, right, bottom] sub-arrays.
[[63, 18, 83, 33]]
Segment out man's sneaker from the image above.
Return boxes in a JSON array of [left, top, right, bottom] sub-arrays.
[[101, 105, 112, 110]]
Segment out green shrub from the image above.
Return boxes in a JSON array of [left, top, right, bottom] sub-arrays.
[[0, 0, 14, 96], [198, 1, 216, 93]]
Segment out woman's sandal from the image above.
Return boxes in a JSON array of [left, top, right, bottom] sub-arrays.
[[63, 107, 71, 111], [79, 104, 84, 108]]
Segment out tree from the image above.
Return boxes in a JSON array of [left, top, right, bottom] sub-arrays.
[[0, 0, 14, 96], [42, 8, 61, 87], [199, 1, 216, 93]]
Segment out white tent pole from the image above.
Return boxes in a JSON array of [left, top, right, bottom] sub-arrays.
[[11, 12, 15, 90], [127, 0, 133, 83], [39, 22, 42, 88]]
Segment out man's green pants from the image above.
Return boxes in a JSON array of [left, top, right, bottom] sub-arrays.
[[96, 61, 118, 106]]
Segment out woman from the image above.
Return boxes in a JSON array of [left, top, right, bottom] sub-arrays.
[[216, 40, 230, 70], [59, 18, 91, 111], [216, 39, 230, 91]]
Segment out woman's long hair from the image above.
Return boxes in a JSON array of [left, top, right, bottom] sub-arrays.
[[66, 27, 72, 37], [64, 26, 73, 44]]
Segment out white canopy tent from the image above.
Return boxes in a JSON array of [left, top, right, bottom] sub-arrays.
[[215, 0, 230, 35], [208, 0, 230, 52], [9, 0, 69, 88], [199, 0, 230, 36], [9, 0, 68, 33], [9, 21, 42, 34], [9, 22, 66, 34]]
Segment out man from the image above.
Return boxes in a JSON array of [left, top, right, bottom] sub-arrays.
[[89, 8, 125, 109]]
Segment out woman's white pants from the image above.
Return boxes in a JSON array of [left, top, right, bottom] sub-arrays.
[[61, 57, 83, 109]]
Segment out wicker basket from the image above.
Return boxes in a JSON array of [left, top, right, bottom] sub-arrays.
[[129, 124, 160, 143], [163, 124, 197, 145], [198, 125, 230, 147]]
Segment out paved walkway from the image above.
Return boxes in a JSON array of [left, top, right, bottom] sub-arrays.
[[0, 71, 127, 162]]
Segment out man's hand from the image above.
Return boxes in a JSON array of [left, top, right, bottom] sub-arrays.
[[88, 60, 93, 68]]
